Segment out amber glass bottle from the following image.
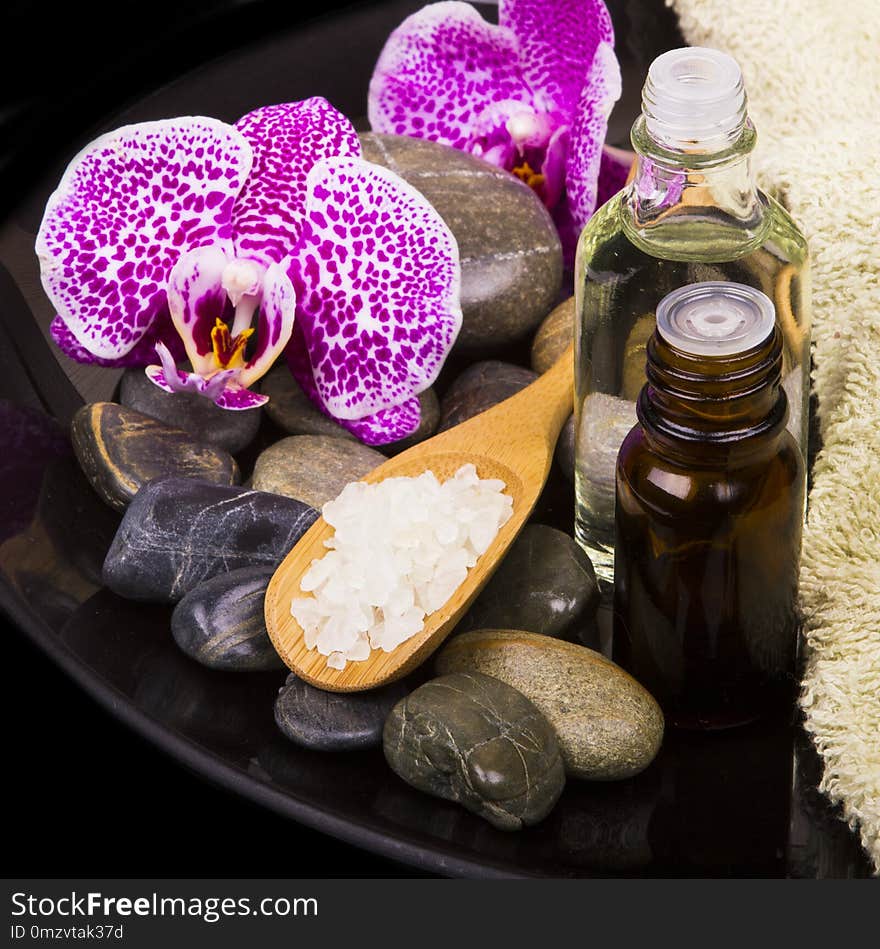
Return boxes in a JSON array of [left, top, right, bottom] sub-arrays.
[[613, 282, 805, 729]]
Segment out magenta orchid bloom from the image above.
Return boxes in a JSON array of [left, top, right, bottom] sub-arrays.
[[368, 0, 624, 259], [36, 99, 461, 443]]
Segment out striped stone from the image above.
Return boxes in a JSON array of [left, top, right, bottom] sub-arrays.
[[71, 402, 239, 512]]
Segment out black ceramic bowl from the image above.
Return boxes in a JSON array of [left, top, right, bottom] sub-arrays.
[[1, 0, 870, 878]]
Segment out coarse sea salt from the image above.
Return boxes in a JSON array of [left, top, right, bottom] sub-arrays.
[[290, 463, 513, 670]]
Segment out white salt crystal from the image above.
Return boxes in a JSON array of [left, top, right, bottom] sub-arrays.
[[346, 635, 372, 662], [290, 465, 513, 670], [300, 553, 335, 592], [468, 516, 501, 556], [434, 518, 459, 546], [327, 652, 346, 670]]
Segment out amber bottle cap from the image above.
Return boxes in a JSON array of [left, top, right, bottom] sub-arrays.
[[656, 281, 775, 357]]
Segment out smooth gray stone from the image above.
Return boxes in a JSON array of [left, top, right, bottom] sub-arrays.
[[102, 478, 318, 603], [360, 133, 562, 351], [251, 435, 385, 509], [260, 365, 439, 453], [119, 368, 261, 454], [459, 523, 600, 639], [261, 365, 357, 440], [575, 392, 638, 523], [439, 361, 538, 432], [436, 632, 665, 781], [171, 566, 283, 671], [542, 310, 650, 485], [275, 673, 410, 751], [383, 671, 565, 831], [71, 402, 239, 512]]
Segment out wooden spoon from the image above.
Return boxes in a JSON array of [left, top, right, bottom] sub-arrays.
[[264, 343, 574, 692]]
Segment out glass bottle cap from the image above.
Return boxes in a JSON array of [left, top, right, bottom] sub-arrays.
[[643, 47, 748, 150], [656, 282, 775, 357]]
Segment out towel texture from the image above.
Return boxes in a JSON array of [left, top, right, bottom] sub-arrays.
[[668, 0, 880, 873]]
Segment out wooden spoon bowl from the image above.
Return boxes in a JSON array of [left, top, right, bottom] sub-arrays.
[[264, 343, 574, 692]]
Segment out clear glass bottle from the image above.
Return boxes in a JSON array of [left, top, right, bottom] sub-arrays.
[[573, 47, 810, 583], [613, 282, 805, 729]]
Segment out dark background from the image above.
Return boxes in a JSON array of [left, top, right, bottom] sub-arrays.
[[3, 0, 422, 879], [0, 1, 370, 218]]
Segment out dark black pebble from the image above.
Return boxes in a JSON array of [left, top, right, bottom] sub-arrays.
[[171, 566, 284, 671], [274, 673, 410, 751], [102, 478, 318, 602], [459, 523, 600, 639], [438, 361, 538, 432]]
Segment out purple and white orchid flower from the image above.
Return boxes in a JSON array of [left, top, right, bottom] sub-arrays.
[[36, 98, 461, 442], [368, 0, 625, 259]]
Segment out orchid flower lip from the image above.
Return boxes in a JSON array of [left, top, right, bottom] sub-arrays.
[[157, 244, 297, 408]]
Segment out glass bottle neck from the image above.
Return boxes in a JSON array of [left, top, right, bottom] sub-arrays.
[[622, 117, 767, 258], [638, 327, 788, 462]]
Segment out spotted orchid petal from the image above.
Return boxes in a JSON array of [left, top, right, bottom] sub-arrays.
[[213, 386, 269, 410], [565, 41, 623, 231], [288, 155, 461, 423], [35, 117, 252, 361], [50, 308, 186, 368], [165, 245, 236, 375], [232, 98, 361, 266], [344, 398, 422, 444], [238, 261, 297, 388], [500, 0, 614, 115], [368, 1, 531, 151], [284, 326, 421, 445]]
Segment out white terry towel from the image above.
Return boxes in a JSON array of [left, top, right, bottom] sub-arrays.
[[669, 0, 880, 873]]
